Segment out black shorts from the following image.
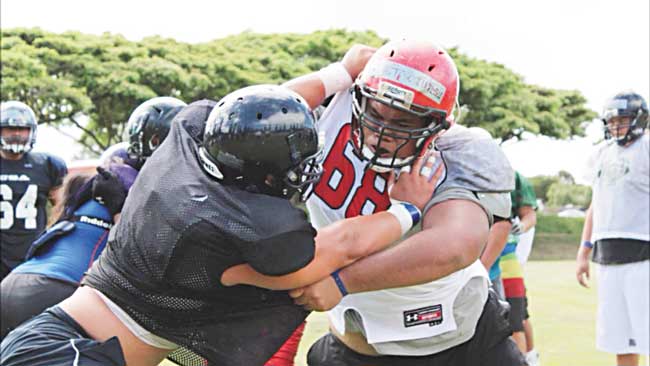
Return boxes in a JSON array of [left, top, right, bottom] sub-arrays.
[[0, 306, 125, 366], [505, 297, 526, 332], [307, 290, 526, 366], [523, 296, 529, 320], [1, 273, 77, 339]]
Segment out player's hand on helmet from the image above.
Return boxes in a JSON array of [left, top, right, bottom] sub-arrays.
[[341, 44, 376, 80], [92, 166, 128, 216], [575, 253, 591, 288], [388, 150, 444, 212], [289, 275, 343, 312], [510, 217, 524, 235]]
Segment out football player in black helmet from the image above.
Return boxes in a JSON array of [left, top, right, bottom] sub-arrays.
[[1, 101, 67, 280], [601, 91, 649, 146], [577, 91, 649, 366], [198, 85, 323, 201], [1, 101, 38, 155], [1, 85, 438, 366], [125, 96, 187, 168]]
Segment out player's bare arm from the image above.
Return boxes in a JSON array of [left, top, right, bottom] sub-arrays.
[[576, 204, 594, 288], [481, 219, 512, 270], [293, 198, 489, 311], [221, 211, 402, 290], [283, 44, 376, 109], [221, 153, 443, 290]]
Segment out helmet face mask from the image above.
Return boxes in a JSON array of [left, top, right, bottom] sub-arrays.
[[200, 85, 323, 202], [281, 145, 323, 201], [601, 91, 649, 146], [352, 88, 447, 172], [1, 101, 38, 154], [125, 97, 187, 167], [605, 116, 633, 140], [351, 40, 458, 172]]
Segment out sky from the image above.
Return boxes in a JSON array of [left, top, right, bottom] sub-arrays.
[[2, 0, 649, 182]]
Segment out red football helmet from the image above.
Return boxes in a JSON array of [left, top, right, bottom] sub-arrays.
[[352, 40, 460, 172]]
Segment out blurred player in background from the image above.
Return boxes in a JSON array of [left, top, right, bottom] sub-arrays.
[[1, 101, 67, 280], [577, 91, 649, 366]]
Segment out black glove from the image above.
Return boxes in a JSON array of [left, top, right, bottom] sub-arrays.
[[93, 166, 127, 216]]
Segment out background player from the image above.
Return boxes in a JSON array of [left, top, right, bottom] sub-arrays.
[[576, 91, 649, 366], [0, 165, 134, 339], [1, 101, 67, 280], [499, 171, 539, 364], [0, 96, 183, 339]]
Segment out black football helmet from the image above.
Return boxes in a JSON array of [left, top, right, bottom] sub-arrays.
[[1, 101, 38, 154], [125, 97, 187, 167], [602, 91, 648, 146], [199, 85, 322, 200]]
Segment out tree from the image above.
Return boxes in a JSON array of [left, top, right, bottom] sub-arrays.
[[546, 182, 592, 209], [528, 175, 561, 202], [449, 49, 597, 142], [557, 170, 575, 185], [2, 28, 598, 155]]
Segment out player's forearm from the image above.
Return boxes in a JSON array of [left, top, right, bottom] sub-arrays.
[[283, 74, 326, 110], [577, 204, 594, 260], [580, 204, 594, 243], [340, 200, 489, 293], [341, 228, 483, 293], [480, 220, 511, 270], [284, 45, 371, 110], [220, 211, 403, 290]]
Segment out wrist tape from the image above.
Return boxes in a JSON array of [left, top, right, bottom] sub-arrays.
[[317, 62, 353, 97], [387, 202, 422, 236]]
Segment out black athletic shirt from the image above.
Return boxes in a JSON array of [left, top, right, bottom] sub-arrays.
[[1, 152, 67, 271], [83, 101, 316, 366]]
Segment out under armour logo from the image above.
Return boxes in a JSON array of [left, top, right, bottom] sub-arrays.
[[405, 314, 419, 322], [403, 304, 443, 327]]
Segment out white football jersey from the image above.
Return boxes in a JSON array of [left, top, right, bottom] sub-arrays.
[[306, 90, 513, 354], [586, 134, 650, 242]]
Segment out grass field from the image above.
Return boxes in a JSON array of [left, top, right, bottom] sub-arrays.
[[164, 260, 648, 366]]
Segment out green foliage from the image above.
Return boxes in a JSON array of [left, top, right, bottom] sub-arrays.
[[529, 170, 587, 205], [2, 27, 597, 155], [450, 48, 597, 141], [546, 182, 592, 209], [536, 214, 584, 235], [529, 175, 561, 202]]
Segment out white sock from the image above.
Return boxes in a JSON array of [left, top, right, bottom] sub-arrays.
[[526, 349, 540, 366]]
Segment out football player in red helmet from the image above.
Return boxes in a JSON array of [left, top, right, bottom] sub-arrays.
[[254, 40, 524, 365]]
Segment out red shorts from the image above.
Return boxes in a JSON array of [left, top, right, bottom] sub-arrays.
[[265, 321, 306, 366]]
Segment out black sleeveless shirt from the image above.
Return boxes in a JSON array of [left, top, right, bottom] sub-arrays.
[[83, 101, 316, 365]]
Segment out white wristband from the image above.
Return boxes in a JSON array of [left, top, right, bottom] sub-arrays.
[[317, 62, 353, 98], [387, 202, 422, 236]]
